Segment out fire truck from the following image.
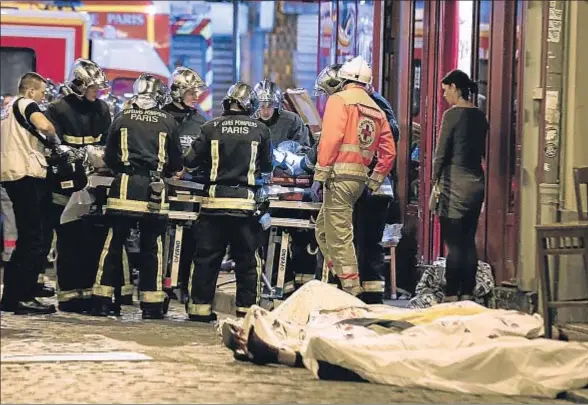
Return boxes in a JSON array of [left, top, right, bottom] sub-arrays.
[[0, 2, 170, 97], [0, 8, 88, 95]]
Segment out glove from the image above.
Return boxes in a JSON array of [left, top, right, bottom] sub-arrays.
[[47, 134, 61, 147], [309, 181, 322, 202], [54, 145, 79, 163], [85, 145, 105, 169]]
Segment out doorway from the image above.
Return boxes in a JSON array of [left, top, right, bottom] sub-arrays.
[[393, 0, 523, 284]]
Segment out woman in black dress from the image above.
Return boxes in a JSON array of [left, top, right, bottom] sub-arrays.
[[432, 69, 488, 301]]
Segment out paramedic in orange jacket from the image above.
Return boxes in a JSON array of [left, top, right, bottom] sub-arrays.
[[314, 56, 396, 296]]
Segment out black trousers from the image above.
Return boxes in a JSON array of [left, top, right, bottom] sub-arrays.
[[189, 214, 263, 317], [353, 190, 391, 303], [179, 229, 196, 295], [1, 177, 51, 304], [93, 215, 167, 310], [289, 230, 318, 288], [440, 213, 480, 297], [48, 203, 111, 303]]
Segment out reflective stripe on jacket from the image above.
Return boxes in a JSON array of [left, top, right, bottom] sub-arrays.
[[315, 85, 396, 191]]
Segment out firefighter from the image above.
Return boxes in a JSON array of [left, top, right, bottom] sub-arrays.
[[253, 80, 316, 295], [100, 92, 137, 301], [184, 82, 272, 322], [92, 74, 183, 319], [313, 56, 396, 297], [253, 79, 310, 147], [44, 59, 114, 313], [162, 66, 207, 302]]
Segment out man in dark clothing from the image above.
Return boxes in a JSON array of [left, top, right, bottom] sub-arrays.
[[0, 72, 59, 314], [162, 66, 207, 302], [254, 79, 315, 295], [184, 82, 272, 322], [313, 63, 400, 304], [93, 74, 183, 319], [253, 79, 310, 147], [44, 59, 113, 313]]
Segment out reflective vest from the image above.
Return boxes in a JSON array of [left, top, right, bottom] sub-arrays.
[[315, 85, 396, 190]]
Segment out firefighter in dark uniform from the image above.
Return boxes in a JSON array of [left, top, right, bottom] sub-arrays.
[[184, 82, 272, 322], [162, 66, 207, 302], [313, 63, 400, 304], [92, 74, 183, 319], [44, 59, 114, 313], [253, 79, 310, 147], [253, 80, 316, 295]]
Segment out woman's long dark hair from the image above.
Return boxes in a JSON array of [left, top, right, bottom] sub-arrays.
[[441, 69, 478, 101]]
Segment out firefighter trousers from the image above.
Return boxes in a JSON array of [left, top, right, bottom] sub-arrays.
[[353, 190, 391, 304], [48, 202, 118, 304], [315, 179, 365, 296], [93, 215, 167, 310], [179, 229, 196, 296], [188, 214, 263, 318], [0, 177, 51, 305]]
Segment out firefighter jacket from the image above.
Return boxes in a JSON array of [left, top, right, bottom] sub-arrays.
[[261, 110, 310, 147], [45, 94, 111, 147], [315, 85, 396, 192], [184, 110, 272, 216], [103, 107, 183, 215], [162, 103, 207, 152]]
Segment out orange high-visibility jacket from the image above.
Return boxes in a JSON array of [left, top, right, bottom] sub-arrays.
[[315, 85, 396, 191]]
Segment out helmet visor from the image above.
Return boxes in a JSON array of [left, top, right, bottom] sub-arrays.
[[258, 100, 274, 109]]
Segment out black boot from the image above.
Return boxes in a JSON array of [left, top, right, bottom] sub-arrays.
[[119, 295, 134, 306], [188, 312, 217, 323], [90, 297, 111, 317], [140, 300, 165, 319], [34, 283, 56, 298], [58, 298, 86, 314], [14, 299, 56, 315], [142, 308, 164, 320], [162, 295, 170, 315], [360, 292, 384, 305]]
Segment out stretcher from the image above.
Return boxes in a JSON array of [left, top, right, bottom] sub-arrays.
[[164, 179, 203, 289], [83, 175, 322, 300], [262, 199, 321, 300]]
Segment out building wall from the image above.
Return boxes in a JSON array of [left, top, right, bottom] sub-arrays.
[[559, 0, 588, 321], [518, 0, 543, 293], [562, 0, 588, 217], [518, 0, 588, 321]]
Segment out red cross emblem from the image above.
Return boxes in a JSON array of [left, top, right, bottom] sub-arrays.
[[358, 119, 375, 146]]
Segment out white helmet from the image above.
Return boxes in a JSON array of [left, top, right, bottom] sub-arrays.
[[337, 56, 372, 85]]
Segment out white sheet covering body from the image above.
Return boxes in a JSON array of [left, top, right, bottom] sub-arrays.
[[221, 281, 588, 398]]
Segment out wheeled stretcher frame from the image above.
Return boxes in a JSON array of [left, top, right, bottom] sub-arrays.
[[261, 200, 321, 300], [86, 176, 322, 301]]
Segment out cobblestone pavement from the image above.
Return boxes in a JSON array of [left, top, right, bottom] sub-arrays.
[[0, 273, 575, 404]]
